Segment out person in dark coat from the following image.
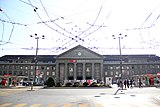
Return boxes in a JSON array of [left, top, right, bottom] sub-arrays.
[[130, 79, 133, 88], [139, 78, 142, 88], [127, 79, 130, 88], [124, 80, 127, 89]]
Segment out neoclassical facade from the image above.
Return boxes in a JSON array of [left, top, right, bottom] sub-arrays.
[[56, 45, 103, 82], [0, 45, 160, 85]]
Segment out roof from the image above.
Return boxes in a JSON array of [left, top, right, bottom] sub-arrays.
[[57, 45, 103, 58], [103, 54, 160, 62], [0, 55, 57, 62], [0, 45, 160, 62], [0, 54, 160, 62]]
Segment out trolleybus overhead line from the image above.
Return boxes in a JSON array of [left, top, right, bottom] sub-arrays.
[[0, 8, 14, 46], [25, 0, 106, 53]]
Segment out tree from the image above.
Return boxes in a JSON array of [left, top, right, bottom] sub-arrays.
[[46, 77, 55, 87]]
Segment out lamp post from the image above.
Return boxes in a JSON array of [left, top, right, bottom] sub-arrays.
[[112, 33, 127, 80], [30, 33, 45, 86]]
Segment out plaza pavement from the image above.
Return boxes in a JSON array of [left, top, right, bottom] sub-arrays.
[[0, 84, 160, 101], [110, 84, 160, 101]]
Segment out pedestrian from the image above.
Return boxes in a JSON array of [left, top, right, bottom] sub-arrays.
[[127, 79, 130, 88], [119, 80, 123, 89], [139, 78, 142, 88], [124, 80, 127, 89], [117, 80, 120, 87], [130, 79, 133, 88]]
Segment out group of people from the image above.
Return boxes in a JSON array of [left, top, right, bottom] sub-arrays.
[[117, 79, 135, 89]]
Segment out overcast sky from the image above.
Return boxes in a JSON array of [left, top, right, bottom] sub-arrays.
[[1, 0, 160, 57]]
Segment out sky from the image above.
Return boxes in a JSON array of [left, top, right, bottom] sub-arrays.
[[1, 0, 160, 57]]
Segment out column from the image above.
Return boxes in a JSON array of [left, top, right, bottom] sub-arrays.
[[92, 63, 94, 80], [74, 63, 77, 80], [28, 68, 30, 81], [83, 63, 85, 80], [56, 63, 59, 82], [100, 63, 104, 81], [65, 63, 68, 80]]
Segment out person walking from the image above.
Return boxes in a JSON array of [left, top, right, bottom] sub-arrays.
[[139, 78, 142, 88], [124, 80, 127, 89], [130, 79, 133, 88], [127, 79, 130, 88], [119, 80, 123, 89]]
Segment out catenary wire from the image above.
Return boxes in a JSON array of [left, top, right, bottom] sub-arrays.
[[0, 10, 14, 45]]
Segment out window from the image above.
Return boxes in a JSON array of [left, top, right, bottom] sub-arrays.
[[51, 66, 56, 70], [116, 71, 118, 75], [110, 71, 113, 75], [41, 72, 44, 75], [2, 65, 4, 69], [3, 71, 7, 75], [122, 66, 124, 69], [19, 71, 23, 75], [116, 66, 120, 69], [12, 66, 15, 69], [20, 66, 23, 69], [36, 66, 38, 69], [31, 66, 34, 69], [47, 72, 50, 75], [14, 71, 17, 75], [41, 66, 45, 70], [9, 71, 12, 75], [24, 71, 28, 75], [47, 67, 50, 70], [53, 67, 56, 70], [48, 61, 52, 63], [52, 72, 55, 76], [110, 66, 113, 70], [105, 72, 107, 76], [25, 66, 28, 69]]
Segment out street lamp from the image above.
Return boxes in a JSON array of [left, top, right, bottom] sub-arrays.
[[112, 33, 127, 80], [30, 33, 45, 85]]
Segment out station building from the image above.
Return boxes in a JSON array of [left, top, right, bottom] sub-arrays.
[[0, 45, 160, 86]]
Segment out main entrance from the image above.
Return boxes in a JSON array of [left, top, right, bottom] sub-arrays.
[[56, 45, 104, 83], [57, 61, 102, 82]]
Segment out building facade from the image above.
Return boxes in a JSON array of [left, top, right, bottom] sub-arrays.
[[0, 45, 160, 86]]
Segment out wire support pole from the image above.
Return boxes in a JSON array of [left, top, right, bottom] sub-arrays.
[[112, 33, 127, 80], [30, 34, 45, 85]]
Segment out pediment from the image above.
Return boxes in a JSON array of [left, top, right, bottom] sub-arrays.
[[57, 45, 103, 59]]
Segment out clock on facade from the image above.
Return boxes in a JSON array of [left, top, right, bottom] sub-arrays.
[[78, 52, 82, 56]]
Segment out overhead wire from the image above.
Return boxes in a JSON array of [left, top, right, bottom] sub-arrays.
[[0, 21, 4, 42], [0, 18, 27, 26], [52, 0, 109, 54], [27, 0, 73, 39], [29, 0, 116, 54], [3, 0, 159, 56], [82, 10, 112, 39], [18, 1, 109, 53], [0, 9, 14, 45], [139, 2, 160, 43], [27, 0, 82, 43], [27, 0, 105, 54], [49, 1, 105, 54], [39, 0, 85, 42], [55, 9, 112, 54], [19, 0, 38, 9]]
